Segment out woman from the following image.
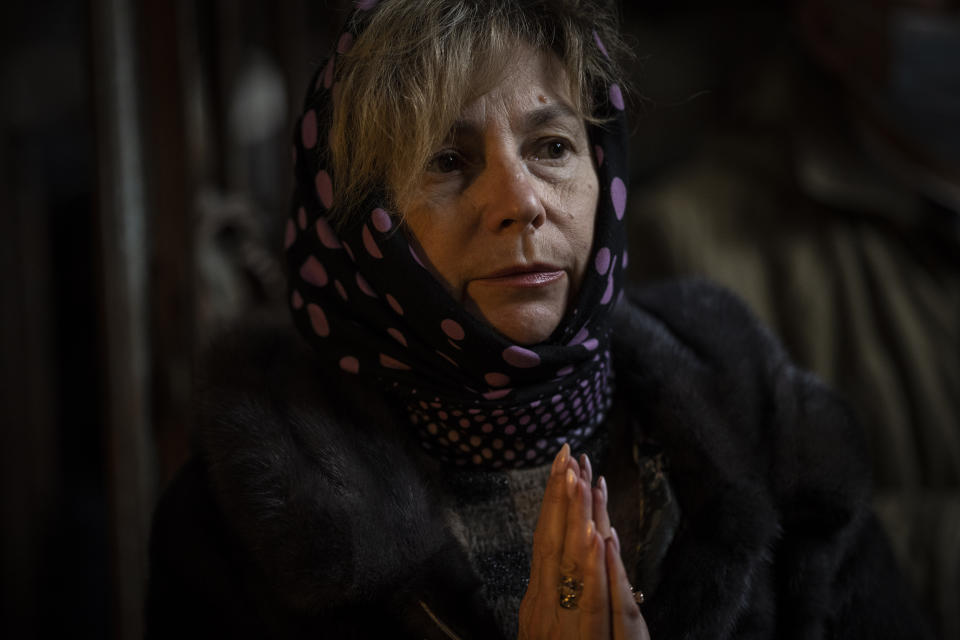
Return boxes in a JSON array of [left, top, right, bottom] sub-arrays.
[[146, 1, 930, 638]]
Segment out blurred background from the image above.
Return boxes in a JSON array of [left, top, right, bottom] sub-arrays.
[[1, 0, 957, 638]]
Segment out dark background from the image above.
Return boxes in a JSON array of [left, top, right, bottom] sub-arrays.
[[2, 1, 957, 638]]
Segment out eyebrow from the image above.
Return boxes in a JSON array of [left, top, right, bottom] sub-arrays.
[[520, 103, 581, 131], [448, 103, 582, 140]]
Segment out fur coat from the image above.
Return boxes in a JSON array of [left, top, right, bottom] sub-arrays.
[[146, 280, 931, 639]]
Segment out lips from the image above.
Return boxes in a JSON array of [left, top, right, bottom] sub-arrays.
[[473, 263, 566, 288]]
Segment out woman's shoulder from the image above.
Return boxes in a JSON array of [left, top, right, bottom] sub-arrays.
[[195, 320, 368, 435], [150, 321, 460, 631], [611, 277, 869, 491], [608, 279, 932, 639], [612, 277, 788, 375], [192, 320, 405, 470], [610, 277, 850, 435], [611, 278, 874, 564]]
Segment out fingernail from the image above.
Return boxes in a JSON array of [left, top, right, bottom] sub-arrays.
[[599, 475, 608, 503], [580, 454, 592, 482], [566, 468, 577, 499], [593, 486, 604, 506], [586, 519, 595, 540], [611, 526, 621, 553], [552, 443, 569, 475]]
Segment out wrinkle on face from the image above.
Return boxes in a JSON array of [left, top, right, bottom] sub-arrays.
[[399, 45, 599, 344]]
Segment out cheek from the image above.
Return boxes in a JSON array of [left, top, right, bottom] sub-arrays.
[[402, 208, 463, 292]]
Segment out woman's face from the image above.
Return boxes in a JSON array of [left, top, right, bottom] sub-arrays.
[[401, 46, 599, 345]]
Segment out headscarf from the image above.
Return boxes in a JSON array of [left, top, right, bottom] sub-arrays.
[[285, 1, 629, 469]]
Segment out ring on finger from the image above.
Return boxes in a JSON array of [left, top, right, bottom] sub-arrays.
[[558, 575, 583, 610]]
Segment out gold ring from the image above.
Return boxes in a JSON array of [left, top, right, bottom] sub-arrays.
[[558, 575, 583, 609]]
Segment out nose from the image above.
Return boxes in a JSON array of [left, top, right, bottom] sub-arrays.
[[470, 152, 546, 232]]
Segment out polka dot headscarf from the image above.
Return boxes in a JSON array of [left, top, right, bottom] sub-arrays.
[[286, 0, 629, 469]]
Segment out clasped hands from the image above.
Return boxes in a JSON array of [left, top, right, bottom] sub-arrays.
[[519, 444, 650, 640]]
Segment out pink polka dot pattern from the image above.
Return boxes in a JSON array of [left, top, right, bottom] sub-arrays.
[[593, 30, 610, 58], [611, 177, 626, 220], [339, 356, 359, 374], [600, 255, 618, 305], [362, 224, 382, 258], [300, 256, 328, 287], [315, 217, 340, 249], [301, 110, 318, 149], [437, 351, 458, 368], [386, 294, 403, 315], [356, 272, 376, 297], [503, 346, 541, 368], [334, 280, 348, 300], [401, 352, 613, 467], [441, 319, 465, 341], [315, 170, 333, 209], [380, 353, 410, 370], [387, 328, 407, 346], [307, 304, 329, 337], [595, 247, 611, 275], [291, 290, 304, 310], [609, 84, 625, 111], [600, 277, 614, 306], [322, 58, 334, 90], [409, 245, 426, 268], [484, 372, 510, 387], [371, 207, 392, 232], [337, 33, 354, 54]]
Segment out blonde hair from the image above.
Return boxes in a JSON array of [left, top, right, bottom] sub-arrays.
[[325, 0, 628, 227]]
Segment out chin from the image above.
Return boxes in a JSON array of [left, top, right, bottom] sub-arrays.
[[482, 304, 564, 346]]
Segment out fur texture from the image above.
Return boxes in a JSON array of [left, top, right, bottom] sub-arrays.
[[146, 279, 931, 639]]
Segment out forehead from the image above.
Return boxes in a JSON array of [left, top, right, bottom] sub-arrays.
[[455, 46, 579, 128]]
